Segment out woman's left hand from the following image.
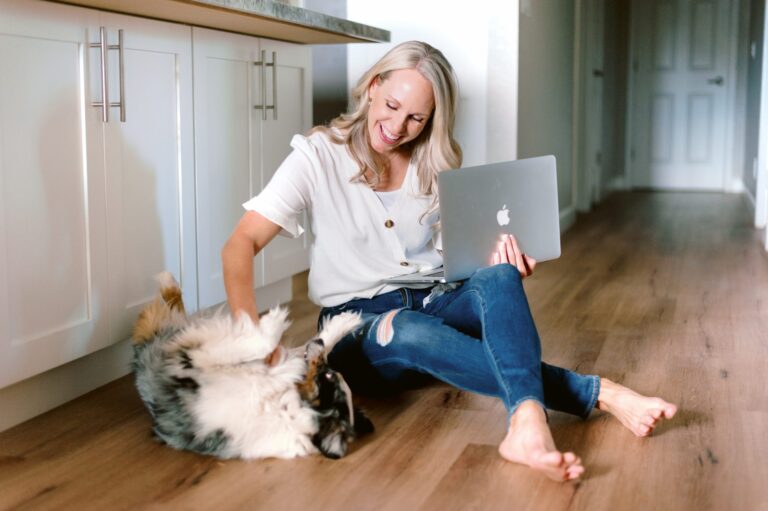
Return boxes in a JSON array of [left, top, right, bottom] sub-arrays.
[[491, 234, 537, 278]]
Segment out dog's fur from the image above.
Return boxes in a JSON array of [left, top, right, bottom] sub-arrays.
[[131, 272, 372, 460]]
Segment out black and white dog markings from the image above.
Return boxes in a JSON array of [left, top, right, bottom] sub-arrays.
[[131, 272, 372, 460]]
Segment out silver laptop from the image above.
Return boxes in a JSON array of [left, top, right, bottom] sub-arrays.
[[383, 155, 561, 284]]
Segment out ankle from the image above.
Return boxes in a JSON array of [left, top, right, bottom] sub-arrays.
[[596, 378, 618, 411], [509, 400, 546, 426]]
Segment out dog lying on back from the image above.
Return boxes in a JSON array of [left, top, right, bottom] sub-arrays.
[[131, 272, 372, 460]]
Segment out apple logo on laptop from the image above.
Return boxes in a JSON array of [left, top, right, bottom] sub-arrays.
[[497, 205, 510, 226]]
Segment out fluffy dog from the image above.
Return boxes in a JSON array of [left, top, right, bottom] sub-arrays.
[[131, 272, 372, 460]]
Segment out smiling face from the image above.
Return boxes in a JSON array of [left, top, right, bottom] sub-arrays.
[[366, 68, 435, 157]]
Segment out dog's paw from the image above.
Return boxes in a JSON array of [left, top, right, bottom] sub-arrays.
[[318, 311, 363, 352], [257, 307, 292, 342]]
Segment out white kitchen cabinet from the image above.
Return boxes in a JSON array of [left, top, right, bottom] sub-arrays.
[[0, 0, 312, 388], [193, 28, 311, 309], [0, 0, 196, 386], [258, 38, 313, 287], [98, 12, 197, 344], [0, 0, 108, 388]]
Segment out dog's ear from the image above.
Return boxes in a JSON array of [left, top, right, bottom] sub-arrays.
[[256, 307, 291, 345]]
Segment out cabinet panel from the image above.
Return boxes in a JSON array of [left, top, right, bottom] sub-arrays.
[[259, 39, 312, 286], [0, 0, 109, 387], [100, 13, 197, 342], [193, 28, 265, 309]]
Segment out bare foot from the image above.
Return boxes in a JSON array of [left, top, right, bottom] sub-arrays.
[[498, 401, 584, 482], [597, 378, 678, 437]]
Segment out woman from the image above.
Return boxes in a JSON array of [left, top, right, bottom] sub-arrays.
[[222, 41, 676, 481]]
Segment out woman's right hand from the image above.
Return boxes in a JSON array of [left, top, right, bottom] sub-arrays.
[[491, 233, 537, 278]]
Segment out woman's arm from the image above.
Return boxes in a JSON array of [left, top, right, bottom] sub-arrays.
[[222, 210, 282, 323]]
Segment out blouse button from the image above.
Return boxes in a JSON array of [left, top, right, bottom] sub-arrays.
[[384, 219, 395, 228], [400, 261, 409, 267]]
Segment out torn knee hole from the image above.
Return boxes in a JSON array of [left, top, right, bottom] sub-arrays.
[[375, 310, 399, 346]]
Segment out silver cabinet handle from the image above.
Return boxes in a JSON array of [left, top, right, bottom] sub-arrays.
[[270, 51, 277, 120], [90, 26, 109, 122], [254, 50, 267, 120], [112, 29, 125, 122], [90, 28, 126, 123], [253, 50, 277, 120]]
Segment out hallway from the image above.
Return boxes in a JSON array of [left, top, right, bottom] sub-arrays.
[[0, 191, 765, 510]]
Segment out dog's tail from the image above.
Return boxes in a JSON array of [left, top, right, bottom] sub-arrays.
[[132, 272, 187, 345]]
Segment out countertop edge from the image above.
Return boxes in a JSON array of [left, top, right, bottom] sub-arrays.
[[47, 0, 390, 44]]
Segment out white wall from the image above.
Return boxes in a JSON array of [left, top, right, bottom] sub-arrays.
[[517, 0, 576, 213], [346, 0, 518, 167], [602, 0, 630, 191]]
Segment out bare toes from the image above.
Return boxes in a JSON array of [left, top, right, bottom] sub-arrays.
[[567, 466, 585, 480], [637, 424, 652, 436], [539, 451, 565, 468]]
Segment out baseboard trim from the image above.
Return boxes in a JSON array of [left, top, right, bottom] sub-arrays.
[[744, 185, 757, 212], [560, 206, 577, 233], [606, 175, 628, 192], [0, 339, 133, 433]]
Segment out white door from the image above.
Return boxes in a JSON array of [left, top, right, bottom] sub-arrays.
[[259, 39, 312, 286], [0, 0, 109, 387], [193, 28, 266, 309], [100, 13, 197, 343], [630, 0, 731, 189]]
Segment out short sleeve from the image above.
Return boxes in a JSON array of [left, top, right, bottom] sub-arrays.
[[433, 227, 443, 253], [242, 134, 321, 238]]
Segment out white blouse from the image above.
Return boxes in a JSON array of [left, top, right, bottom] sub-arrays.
[[242, 130, 443, 307]]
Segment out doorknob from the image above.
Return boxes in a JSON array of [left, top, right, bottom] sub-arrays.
[[707, 76, 724, 86]]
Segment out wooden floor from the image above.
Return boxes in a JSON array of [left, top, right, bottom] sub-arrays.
[[1, 191, 767, 511]]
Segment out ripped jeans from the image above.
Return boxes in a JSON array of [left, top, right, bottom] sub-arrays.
[[319, 264, 600, 418]]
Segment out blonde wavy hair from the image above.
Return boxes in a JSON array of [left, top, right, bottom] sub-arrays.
[[313, 41, 462, 221]]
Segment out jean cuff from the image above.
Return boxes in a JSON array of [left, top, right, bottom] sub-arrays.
[[582, 375, 601, 418]]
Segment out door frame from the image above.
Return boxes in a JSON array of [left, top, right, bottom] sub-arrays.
[[624, 0, 740, 191], [757, 0, 768, 242], [574, 0, 606, 212]]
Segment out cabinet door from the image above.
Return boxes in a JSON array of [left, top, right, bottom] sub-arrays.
[[0, 0, 109, 387], [99, 13, 197, 343], [259, 39, 312, 286], [192, 28, 265, 310]]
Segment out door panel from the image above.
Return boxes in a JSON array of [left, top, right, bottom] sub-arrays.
[[259, 39, 311, 286], [632, 0, 731, 189], [193, 28, 265, 309], [0, 0, 108, 387], [101, 13, 196, 342]]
